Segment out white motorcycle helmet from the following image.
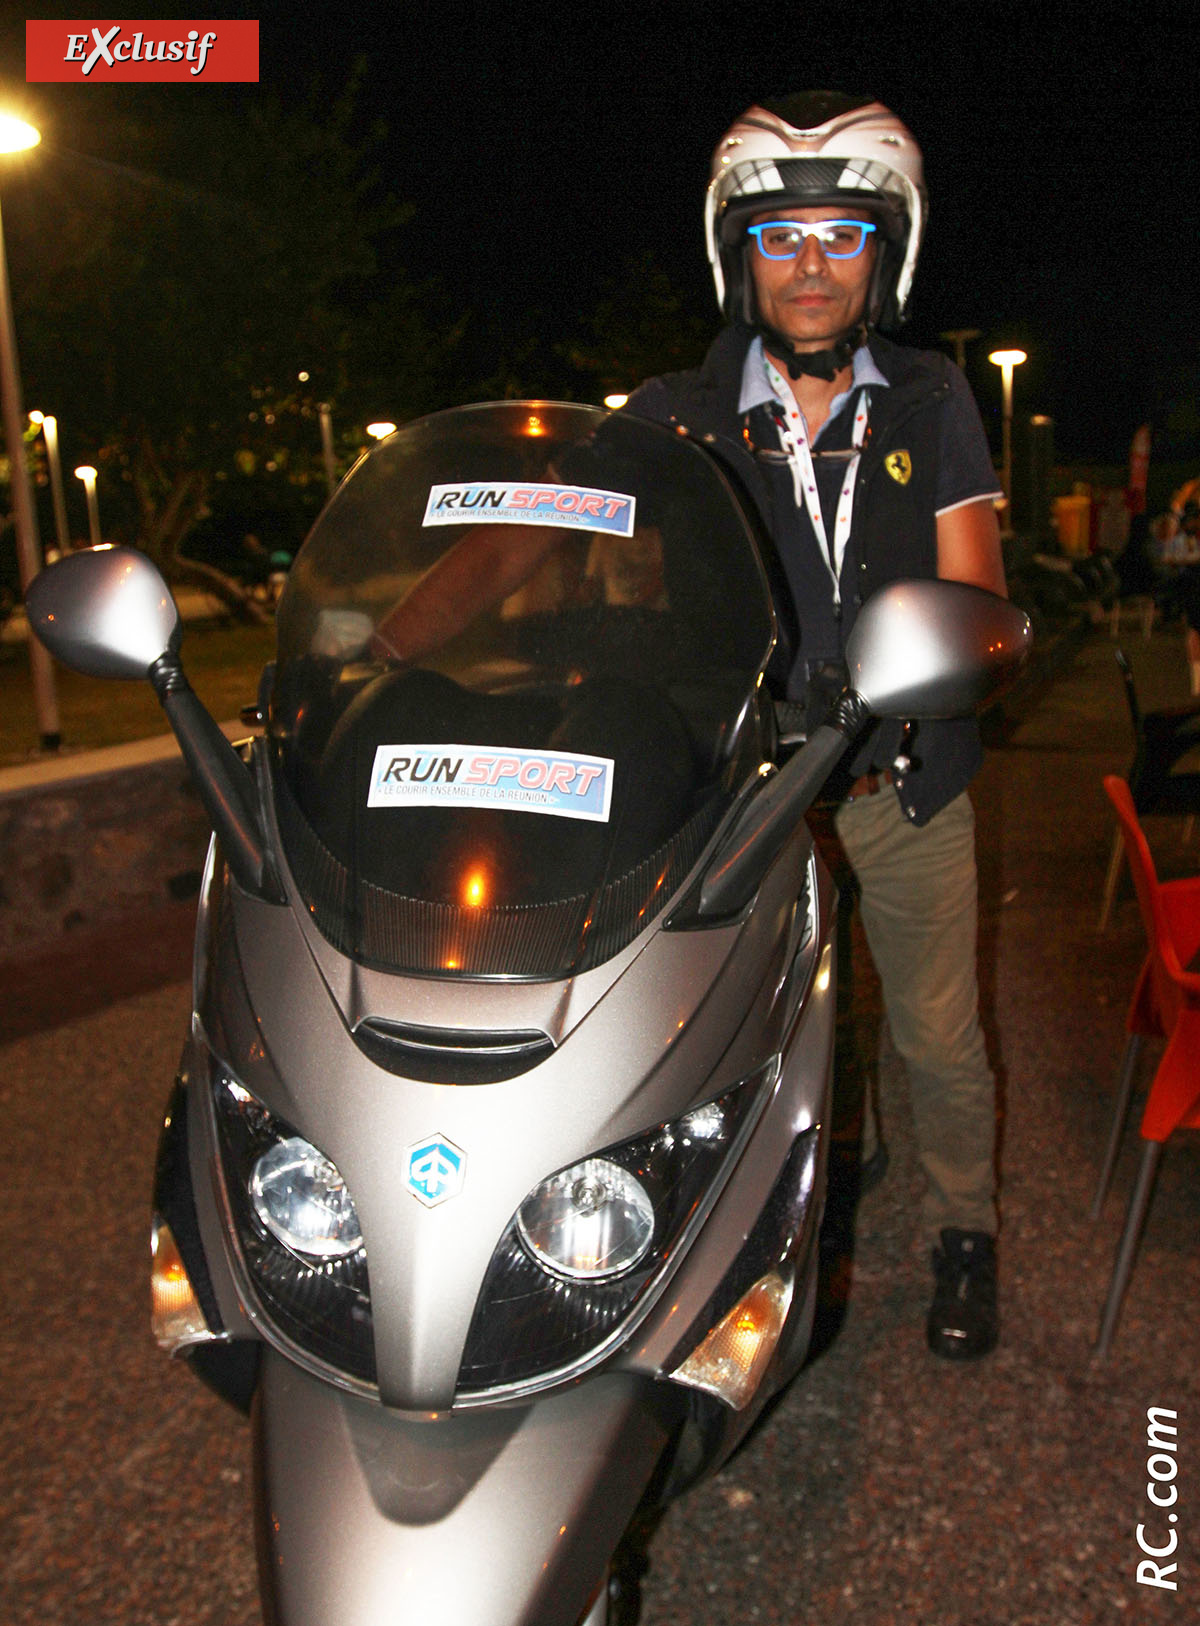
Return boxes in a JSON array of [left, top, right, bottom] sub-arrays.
[[705, 92, 927, 336]]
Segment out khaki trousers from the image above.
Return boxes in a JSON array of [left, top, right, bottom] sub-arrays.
[[833, 788, 998, 1241]]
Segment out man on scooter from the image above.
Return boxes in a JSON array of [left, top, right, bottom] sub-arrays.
[[627, 92, 1006, 1358]]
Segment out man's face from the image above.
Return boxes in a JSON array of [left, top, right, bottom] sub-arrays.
[[748, 205, 876, 353]]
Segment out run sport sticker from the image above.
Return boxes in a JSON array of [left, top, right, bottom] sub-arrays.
[[423, 483, 636, 538], [367, 745, 614, 822]]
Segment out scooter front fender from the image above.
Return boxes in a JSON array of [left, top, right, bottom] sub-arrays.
[[253, 1347, 678, 1626]]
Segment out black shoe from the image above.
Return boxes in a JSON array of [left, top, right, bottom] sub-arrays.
[[927, 1228, 998, 1359]]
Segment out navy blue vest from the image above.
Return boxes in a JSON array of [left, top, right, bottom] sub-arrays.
[[627, 327, 985, 825]]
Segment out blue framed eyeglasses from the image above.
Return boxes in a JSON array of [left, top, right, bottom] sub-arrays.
[[746, 220, 877, 261]]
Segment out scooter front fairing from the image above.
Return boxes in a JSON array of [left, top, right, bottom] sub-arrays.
[[147, 401, 835, 1623]]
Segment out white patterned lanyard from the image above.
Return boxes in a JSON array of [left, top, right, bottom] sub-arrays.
[[765, 357, 869, 608]]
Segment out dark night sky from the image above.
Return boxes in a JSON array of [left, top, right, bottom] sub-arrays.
[[3, 0, 1199, 463]]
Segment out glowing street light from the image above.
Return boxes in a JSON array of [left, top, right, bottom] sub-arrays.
[[988, 348, 1027, 531], [0, 114, 40, 155], [365, 421, 396, 441], [74, 464, 102, 548], [0, 109, 60, 749], [29, 410, 70, 557], [603, 393, 629, 410]]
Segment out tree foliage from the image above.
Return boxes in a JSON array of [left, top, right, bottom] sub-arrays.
[[4, 68, 449, 612], [2, 75, 724, 615], [564, 252, 716, 399]]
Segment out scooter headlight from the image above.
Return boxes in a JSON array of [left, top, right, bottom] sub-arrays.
[[213, 1075, 374, 1384], [457, 1069, 774, 1398], [516, 1158, 654, 1280], [250, 1136, 363, 1261]]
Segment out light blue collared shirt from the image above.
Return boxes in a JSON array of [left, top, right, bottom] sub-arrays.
[[736, 335, 889, 443]]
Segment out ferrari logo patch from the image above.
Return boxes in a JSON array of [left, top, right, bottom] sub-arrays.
[[885, 450, 913, 485]]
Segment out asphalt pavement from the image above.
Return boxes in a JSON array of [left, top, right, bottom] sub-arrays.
[[1, 618, 1197, 1626]]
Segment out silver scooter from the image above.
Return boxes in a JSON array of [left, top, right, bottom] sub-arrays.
[[28, 401, 1030, 1626]]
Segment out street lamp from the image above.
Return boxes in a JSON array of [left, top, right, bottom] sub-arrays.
[[988, 348, 1027, 531], [317, 402, 336, 496], [0, 110, 60, 749], [603, 393, 629, 410], [29, 410, 70, 557], [74, 464, 102, 547], [365, 421, 396, 441]]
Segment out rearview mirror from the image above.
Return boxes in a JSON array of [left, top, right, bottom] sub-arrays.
[[26, 545, 280, 901], [692, 580, 1032, 920], [846, 578, 1032, 718], [25, 544, 179, 680]]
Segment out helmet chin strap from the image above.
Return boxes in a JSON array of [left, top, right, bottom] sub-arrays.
[[756, 320, 867, 381]]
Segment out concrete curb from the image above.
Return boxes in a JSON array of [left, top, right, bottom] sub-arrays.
[[0, 719, 255, 964], [0, 718, 252, 799]]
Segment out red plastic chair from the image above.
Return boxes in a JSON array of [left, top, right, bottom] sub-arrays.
[[1091, 776, 1200, 1355], [1096, 650, 1200, 931]]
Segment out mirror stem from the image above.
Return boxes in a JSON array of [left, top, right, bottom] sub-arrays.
[[149, 653, 282, 902], [697, 690, 873, 920]]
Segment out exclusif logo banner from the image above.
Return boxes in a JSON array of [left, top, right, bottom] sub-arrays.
[[26, 19, 259, 82]]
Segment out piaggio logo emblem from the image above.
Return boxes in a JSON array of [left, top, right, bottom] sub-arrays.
[[884, 449, 913, 486], [405, 1134, 467, 1207]]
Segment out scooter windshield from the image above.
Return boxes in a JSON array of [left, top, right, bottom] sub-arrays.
[[269, 402, 774, 978]]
